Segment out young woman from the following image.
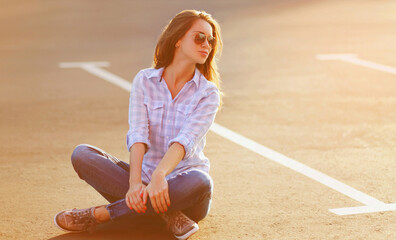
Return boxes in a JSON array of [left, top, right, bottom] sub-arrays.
[[54, 9, 223, 240]]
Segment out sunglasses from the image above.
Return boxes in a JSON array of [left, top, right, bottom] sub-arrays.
[[194, 32, 216, 48]]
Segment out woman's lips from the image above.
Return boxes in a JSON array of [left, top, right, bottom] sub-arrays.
[[199, 51, 208, 57]]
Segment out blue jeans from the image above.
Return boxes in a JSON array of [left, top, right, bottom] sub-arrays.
[[70, 144, 213, 223]]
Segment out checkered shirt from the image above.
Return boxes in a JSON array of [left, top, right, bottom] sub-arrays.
[[126, 67, 220, 183]]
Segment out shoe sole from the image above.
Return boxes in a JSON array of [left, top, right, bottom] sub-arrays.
[[174, 223, 199, 240], [53, 210, 86, 233]]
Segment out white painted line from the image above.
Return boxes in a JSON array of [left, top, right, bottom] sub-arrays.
[[209, 123, 385, 207], [317, 53, 396, 215], [330, 203, 396, 215], [60, 61, 393, 215], [59, 62, 131, 91], [316, 54, 396, 75], [59, 62, 110, 68]]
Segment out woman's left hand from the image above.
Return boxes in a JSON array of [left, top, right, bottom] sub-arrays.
[[142, 172, 171, 214]]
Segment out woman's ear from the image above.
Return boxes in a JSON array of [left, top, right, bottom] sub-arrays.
[[175, 40, 181, 48]]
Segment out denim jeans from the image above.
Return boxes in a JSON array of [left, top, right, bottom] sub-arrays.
[[70, 144, 213, 223]]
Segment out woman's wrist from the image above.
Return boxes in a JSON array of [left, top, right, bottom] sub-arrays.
[[129, 178, 142, 185], [152, 170, 166, 179]]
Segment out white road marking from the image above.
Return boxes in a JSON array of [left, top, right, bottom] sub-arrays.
[[316, 54, 396, 215], [59, 62, 131, 91], [316, 53, 396, 75], [59, 61, 394, 215], [330, 203, 396, 215], [209, 124, 385, 204]]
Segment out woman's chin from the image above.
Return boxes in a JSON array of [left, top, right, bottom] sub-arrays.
[[197, 59, 207, 65]]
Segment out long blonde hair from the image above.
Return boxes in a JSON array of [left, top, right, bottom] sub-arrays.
[[152, 9, 224, 110]]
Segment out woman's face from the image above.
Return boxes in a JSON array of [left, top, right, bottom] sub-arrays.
[[175, 19, 213, 65]]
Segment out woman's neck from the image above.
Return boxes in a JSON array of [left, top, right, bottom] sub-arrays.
[[162, 60, 195, 88]]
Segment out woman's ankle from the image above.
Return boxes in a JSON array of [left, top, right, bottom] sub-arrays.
[[93, 205, 111, 223]]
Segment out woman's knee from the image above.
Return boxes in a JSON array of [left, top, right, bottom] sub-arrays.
[[183, 197, 212, 223], [70, 144, 91, 169], [190, 170, 213, 196]]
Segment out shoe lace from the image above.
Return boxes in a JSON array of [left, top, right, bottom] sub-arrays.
[[69, 208, 97, 233], [167, 211, 190, 231]]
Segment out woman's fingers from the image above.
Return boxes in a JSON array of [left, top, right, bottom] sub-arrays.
[[137, 194, 147, 212], [131, 194, 141, 213], [125, 194, 132, 210], [149, 194, 159, 213], [145, 177, 170, 214], [156, 193, 165, 213], [126, 191, 145, 213], [140, 188, 144, 199], [165, 189, 171, 208], [139, 194, 147, 212], [139, 188, 147, 211], [142, 188, 148, 205], [127, 194, 137, 212], [149, 191, 165, 213], [134, 192, 148, 213], [126, 183, 149, 213], [161, 188, 170, 211], [157, 190, 169, 213]]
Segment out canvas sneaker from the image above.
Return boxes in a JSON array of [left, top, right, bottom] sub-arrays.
[[160, 210, 199, 240], [54, 205, 105, 233]]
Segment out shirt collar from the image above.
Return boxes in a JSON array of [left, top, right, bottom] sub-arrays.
[[147, 67, 200, 87]]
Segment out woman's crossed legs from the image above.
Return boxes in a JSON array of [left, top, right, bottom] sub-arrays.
[[70, 144, 213, 223]]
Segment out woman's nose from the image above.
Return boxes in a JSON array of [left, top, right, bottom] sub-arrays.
[[202, 39, 211, 49]]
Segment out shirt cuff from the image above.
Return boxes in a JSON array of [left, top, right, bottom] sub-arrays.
[[126, 132, 150, 153], [167, 134, 195, 160]]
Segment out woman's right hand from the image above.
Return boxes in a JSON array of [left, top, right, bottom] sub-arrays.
[[126, 182, 147, 213]]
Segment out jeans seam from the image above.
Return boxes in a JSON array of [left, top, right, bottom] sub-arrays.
[[105, 204, 115, 221]]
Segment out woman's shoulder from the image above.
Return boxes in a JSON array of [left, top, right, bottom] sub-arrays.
[[198, 76, 220, 98], [136, 67, 164, 80], [132, 67, 164, 89], [197, 70, 219, 93]]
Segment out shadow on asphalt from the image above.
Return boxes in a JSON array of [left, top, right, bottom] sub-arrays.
[[49, 215, 175, 240]]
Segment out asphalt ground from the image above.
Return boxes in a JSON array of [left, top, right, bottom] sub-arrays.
[[1, 0, 395, 239]]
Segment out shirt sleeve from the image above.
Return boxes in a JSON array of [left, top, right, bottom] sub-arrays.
[[126, 70, 151, 153], [167, 88, 220, 160]]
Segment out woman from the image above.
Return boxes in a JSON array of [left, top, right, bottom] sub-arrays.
[[54, 9, 223, 240]]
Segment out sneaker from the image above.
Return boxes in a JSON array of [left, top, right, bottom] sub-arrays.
[[160, 210, 199, 240], [53, 205, 105, 233]]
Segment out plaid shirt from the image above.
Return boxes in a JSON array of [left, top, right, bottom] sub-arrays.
[[126, 67, 220, 183]]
